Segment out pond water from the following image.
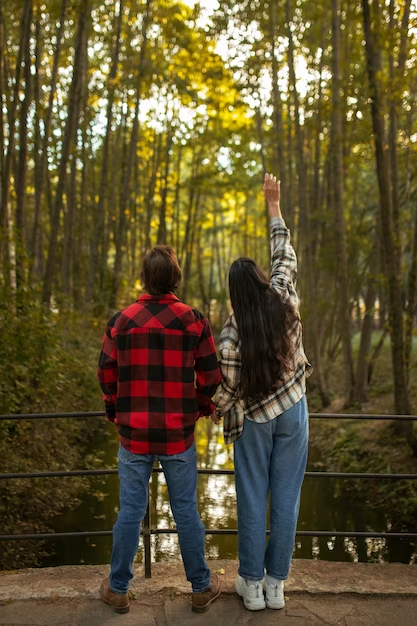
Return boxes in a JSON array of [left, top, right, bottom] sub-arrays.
[[41, 418, 417, 568]]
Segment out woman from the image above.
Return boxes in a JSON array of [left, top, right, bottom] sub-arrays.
[[214, 173, 311, 611]]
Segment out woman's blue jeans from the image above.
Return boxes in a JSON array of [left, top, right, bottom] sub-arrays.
[[233, 395, 309, 581], [109, 441, 211, 594]]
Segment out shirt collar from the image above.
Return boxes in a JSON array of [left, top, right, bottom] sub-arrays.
[[137, 293, 180, 303]]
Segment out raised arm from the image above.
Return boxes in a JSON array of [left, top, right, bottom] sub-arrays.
[[263, 172, 282, 219], [263, 173, 298, 306]]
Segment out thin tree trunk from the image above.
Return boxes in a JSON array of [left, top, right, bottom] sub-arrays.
[[1, 0, 32, 287], [62, 155, 77, 298], [254, 104, 269, 245], [404, 100, 416, 387], [361, 0, 412, 431], [405, 183, 417, 388], [87, 0, 124, 301], [268, 2, 287, 216], [354, 244, 379, 402], [144, 130, 162, 251], [173, 144, 182, 252], [157, 125, 173, 244], [196, 222, 208, 316], [0, 5, 4, 286], [15, 0, 33, 288], [285, 0, 330, 406], [31, 12, 43, 281], [330, 0, 354, 405], [30, 0, 68, 280], [182, 192, 200, 303], [42, 0, 90, 304], [109, 0, 152, 310], [388, 0, 411, 232]]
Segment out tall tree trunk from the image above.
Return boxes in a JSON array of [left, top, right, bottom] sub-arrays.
[[62, 155, 77, 298], [73, 114, 89, 305], [285, 0, 330, 406], [87, 0, 124, 302], [254, 103, 269, 245], [109, 0, 152, 310], [31, 12, 43, 281], [405, 185, 417, 389], [14, 0, 33, 288], [173, 144, 182, 252], [30, 0, 68, 282], [354, 243, 379, 402], [361, 0, 412, 431], [144, 130, 162, 251], [157, 126, 173, 244], [331, 0, 354, 405], [404, 103, 416, 387], [1, 0, 32, 287], [182, 192, 200, 304], [42, 0, 90, 305], [268, 2, 287, 217]]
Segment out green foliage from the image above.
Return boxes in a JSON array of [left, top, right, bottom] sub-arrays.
[[310, 418, 417, 530], [0, 290, 104, 569], [0, 293, 101, 415]]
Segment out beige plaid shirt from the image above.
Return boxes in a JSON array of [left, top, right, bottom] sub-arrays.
[[215, 217, 312, 445]]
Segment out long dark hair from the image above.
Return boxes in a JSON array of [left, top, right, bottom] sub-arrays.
[[229, 257, 299, 400]]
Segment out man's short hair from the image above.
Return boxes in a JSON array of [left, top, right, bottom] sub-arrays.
[[142, 245, 182, 295]]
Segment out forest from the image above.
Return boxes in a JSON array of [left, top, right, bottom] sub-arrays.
[[0, 0, 416, 418], [0, 0, 417, 570]]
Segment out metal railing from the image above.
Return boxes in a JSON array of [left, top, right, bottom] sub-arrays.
[[1, 411, 417, 578]]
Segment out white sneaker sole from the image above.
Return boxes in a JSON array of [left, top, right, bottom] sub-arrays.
[[265, 597, 285, 610], [263, 581, 285, 610], [235, 578, 266, 611]]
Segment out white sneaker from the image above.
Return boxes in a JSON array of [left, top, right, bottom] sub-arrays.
[[235, 575, 266, 611], [263, 578, 285, 609]]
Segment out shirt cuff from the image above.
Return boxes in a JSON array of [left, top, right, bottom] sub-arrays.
[[271, 217, 285, 227], [104, 402, 116, 423], [198, 401, 215, 417]]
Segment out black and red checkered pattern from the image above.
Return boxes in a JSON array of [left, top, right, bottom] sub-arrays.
[[98, 293, 221, 455]]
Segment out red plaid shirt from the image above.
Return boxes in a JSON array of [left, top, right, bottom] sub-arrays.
[[97, 293, 221, 455]]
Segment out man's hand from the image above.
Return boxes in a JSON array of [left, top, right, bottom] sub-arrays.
[[205, 414, 222, 425], [263, 173, 282, 219]]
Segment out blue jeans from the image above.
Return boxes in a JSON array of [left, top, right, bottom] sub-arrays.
[[109, 441, 211, 594], [233, 395, 308, 581]]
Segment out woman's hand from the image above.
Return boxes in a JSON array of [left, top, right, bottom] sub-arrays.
[[205, 414, 222, 424], [263, 173, 281, 219]]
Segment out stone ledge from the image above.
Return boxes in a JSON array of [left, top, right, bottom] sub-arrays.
[[0, 559, 416, 602]]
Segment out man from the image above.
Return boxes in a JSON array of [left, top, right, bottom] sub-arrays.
[[97, 245, 222, 614]]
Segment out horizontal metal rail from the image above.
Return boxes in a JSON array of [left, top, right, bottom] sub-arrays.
[[1, 411, 417, 421], [2, 410, 417, 578], [1, 530, 417, 541], [1, 469, 416, 480]]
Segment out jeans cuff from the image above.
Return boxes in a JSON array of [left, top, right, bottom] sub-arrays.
[[109, 578, 129, 596], [238, 569, 264, 581], [192, 577, 211, 593]]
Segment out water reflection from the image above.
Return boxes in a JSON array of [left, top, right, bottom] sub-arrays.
[[42, 418, 417, 568]]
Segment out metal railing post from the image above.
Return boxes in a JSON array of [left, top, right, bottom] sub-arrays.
[[143, 491, 152, 578]]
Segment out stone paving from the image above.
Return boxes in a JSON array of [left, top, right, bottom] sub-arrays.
[[1, 560, 417, 626], [2, 593, 417, 625]]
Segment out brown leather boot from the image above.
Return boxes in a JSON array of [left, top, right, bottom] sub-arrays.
[[100, 578, 130, 614], [192, 572, 221, 613]]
